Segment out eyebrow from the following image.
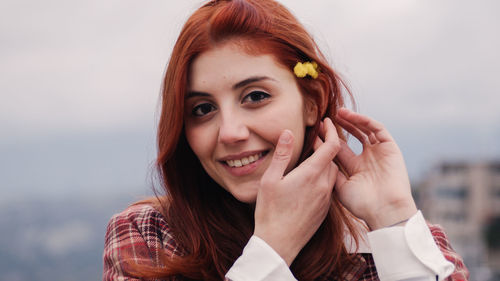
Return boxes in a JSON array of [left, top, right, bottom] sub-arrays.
[[185, 91, 211, 99], [186, 76, 275, 99], [232, 76, 274, 90]]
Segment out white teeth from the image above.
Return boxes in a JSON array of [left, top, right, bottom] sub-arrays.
[[225, 153, 263, 168]]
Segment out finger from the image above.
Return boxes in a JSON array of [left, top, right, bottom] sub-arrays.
[[313, 136, 323, 151], [261, 130, 294, 182], [343, 113, 387, 143], [314, 160, 338, 194], [335, 168, 348, 191], [335, 139, 357, 175], [367, 132, 379, 145], [334, 158, 349, 178], [335, 114, 370, 145], [328, 162, 339, 189], [317, 120, 325, 141], [317, 132, 350, 178], [337, 108, 394, 143], [300, 118, 340, 170]]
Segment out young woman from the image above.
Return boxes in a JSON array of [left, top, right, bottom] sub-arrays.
[[103, 0, 469, 280]]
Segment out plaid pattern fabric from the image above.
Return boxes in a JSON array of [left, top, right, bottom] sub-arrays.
[[428, 225, 469, 281], [103, 204, 469, 281], [103, 204, 182, 281]]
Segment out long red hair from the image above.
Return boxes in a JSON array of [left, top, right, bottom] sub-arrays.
[[132, 0, 359, 280]]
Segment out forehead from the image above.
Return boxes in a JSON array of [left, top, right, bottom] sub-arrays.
[[188, 42, 293, 91]]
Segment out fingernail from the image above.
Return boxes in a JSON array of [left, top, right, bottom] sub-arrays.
[[279, 130, 292, 144]]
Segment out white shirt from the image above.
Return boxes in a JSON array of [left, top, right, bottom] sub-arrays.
[[226, 211, 455, 281]]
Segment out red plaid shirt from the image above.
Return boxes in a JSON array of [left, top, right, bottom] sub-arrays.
[[103, 204, 469, 281]]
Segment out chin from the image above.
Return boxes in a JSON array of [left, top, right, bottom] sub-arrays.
[[229, 186, 258, 204]]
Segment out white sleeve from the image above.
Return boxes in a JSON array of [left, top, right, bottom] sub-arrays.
[[367, 211, 455, 281], [225, 235, 297, 281]]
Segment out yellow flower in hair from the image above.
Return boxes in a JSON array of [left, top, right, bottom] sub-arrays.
[[294, 62, 308, 78], [293, 61, 318, 79]]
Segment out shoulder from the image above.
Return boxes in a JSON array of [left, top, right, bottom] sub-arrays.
[[103, 203, 181, 280], [105, 203, 180, 255], [107, 203, 163, 228]]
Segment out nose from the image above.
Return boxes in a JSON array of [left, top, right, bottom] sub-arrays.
[[218, 112, 250, 144]]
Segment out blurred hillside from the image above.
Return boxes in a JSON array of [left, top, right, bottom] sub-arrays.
[[0, 195, 139, 281]]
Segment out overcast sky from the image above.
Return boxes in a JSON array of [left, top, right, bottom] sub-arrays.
[[1, 0, 499, 200]]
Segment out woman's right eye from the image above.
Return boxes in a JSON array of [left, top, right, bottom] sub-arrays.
[[192, 103, 216, 117]]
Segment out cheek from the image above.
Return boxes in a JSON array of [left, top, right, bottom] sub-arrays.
[[263, 101, 307, 139], [254, 107, 306, 165], [184, 124, 216, 162]]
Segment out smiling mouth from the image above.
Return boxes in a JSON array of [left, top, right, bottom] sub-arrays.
[[224, 151, 269, 168]]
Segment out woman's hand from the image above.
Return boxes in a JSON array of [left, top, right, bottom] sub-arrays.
[[333, 108, 417, 230], [253, 118, 340, 266]]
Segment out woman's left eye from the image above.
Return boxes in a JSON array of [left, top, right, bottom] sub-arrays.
[[242, 91, 270, 104]]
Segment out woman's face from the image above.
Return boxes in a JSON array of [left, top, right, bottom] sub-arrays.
[[185, 42, 316, 203]]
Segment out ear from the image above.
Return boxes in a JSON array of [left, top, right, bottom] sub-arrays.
[[303, 96, 318, 126]]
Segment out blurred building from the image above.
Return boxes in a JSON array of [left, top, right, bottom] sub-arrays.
[[419, 161, 500, 281]]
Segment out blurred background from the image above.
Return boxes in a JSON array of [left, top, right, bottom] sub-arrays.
[[0, 0, 499, 280]]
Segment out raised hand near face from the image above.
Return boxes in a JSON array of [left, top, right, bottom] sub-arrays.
[[332, 108, 417, 230], [253, 118, 340, 266]]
